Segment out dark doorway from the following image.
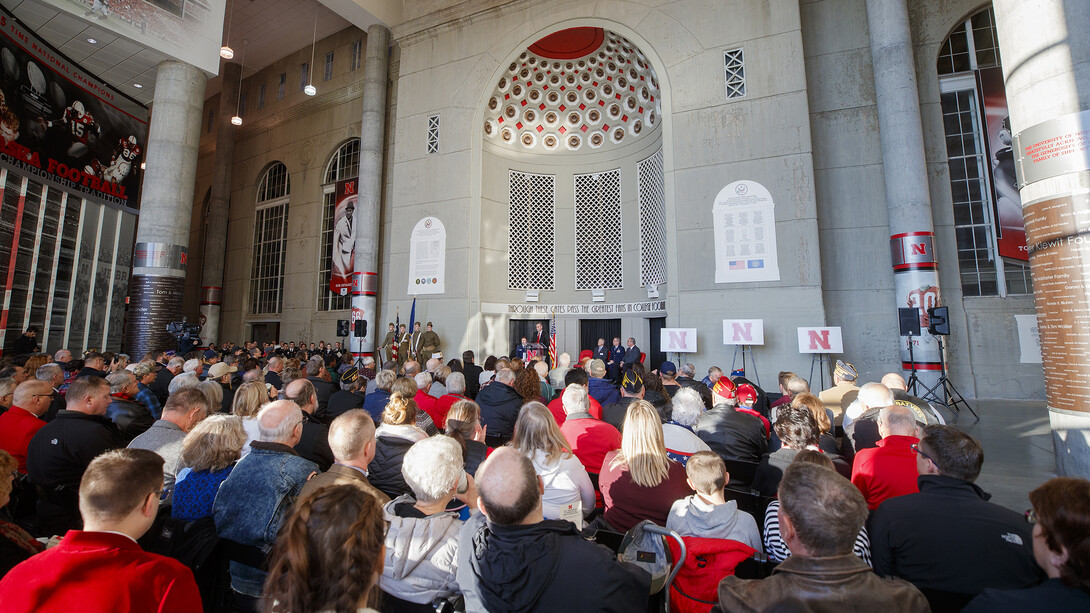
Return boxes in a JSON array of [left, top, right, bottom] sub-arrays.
[[648, 317, 666, 370], [250, 322, 280, 346], [509, 318, 549, 356], [580, 319, 621, 358]]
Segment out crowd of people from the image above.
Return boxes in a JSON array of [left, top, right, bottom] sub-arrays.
[[0, 326, 1087, 612]]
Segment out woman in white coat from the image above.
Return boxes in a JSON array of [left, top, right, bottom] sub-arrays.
[[512, 401, 595, 528]]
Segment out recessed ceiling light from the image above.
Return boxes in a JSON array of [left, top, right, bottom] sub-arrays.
[[87, 38, 97, 44], [133, 83, 143, 88]]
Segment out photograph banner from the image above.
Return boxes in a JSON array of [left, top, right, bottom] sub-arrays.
[[978, 67, 1028, 261], [0, 8, 148, 210], [329, 178, 356, 296]]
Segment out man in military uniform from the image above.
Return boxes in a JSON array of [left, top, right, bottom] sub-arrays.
[[418, 322, 441, 360], [397, 324, 411, 370], [607, 337, 626, 382], [379, 323, 396, 363], [409, 322, 423, 361]]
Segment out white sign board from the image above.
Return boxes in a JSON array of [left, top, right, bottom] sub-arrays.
[[723, 320, 765, 345], [661, 328, 698, 353], [713, 180, 781, 283], [1015, 314, 1042, 364], [797, 327, 843, 354], [407, 217, 446, 295]]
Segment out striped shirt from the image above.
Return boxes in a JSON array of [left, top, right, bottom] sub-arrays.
[[763, 499, 872, 566]]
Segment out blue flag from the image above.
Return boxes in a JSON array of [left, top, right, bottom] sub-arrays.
[[408, 297, 417, 333]]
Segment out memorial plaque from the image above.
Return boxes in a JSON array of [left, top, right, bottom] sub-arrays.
[[124, 275, 185, 358]]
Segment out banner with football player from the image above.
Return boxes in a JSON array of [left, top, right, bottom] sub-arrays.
[[0, 8, 149, 210], [329, 177, 357, 296]]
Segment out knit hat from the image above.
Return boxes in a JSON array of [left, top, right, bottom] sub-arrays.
[[659, 361, 677, 376], [736, 383, 758, 405], [834, 360, 858, 381], [711, 378, 737, 402], [621, 371, 643, 394]]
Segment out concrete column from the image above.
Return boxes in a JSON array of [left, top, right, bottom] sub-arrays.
[[125, 60, 206, 357], [350, 24, 389, 360], [993, 0, 1090, 477], [199, 61, 240, 346], [866, 0, 943, 385]]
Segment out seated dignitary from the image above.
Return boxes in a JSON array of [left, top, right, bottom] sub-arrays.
[[368, 393, 429, 499], [697, 379, 768, 464], [213, 400, 319, 601], [475, 367, 523, 447], [105, 370, 155, 442], [714, 462, 927, 613], [263, 485, 386, 613], [512, 402, 595, 527], [851, 405, 921, 510], [870, 425, 1042, 607], [170, 414, 247, 521], [27, 376, 120, 536], [297, 409, 390, 506], [456, 447, 651, 612], [284, 378, 335, 470], [964, 477, 1090, 612], [380, 435, 477, 605], [128, 387, 209, 504], [0, 449, 202, 611]]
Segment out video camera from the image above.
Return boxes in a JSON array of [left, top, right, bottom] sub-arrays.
[[166, 321, 202, 339]]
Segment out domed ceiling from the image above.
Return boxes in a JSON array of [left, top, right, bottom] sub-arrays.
[[484, 27, 662, 153]]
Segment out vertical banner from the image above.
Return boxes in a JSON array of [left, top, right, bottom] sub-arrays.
[[407, 217, 446, 295], [978, 67, 1027, 261], [329, 178, 356, 296], [890, 232, 942, 386], [713, 180, 780, 283]]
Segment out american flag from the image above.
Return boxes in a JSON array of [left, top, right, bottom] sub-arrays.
[[548, 312, 557, 367], [729, 260, 745, 270]]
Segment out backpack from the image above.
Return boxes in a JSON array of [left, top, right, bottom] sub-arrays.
[[618, 520, 673, 593]]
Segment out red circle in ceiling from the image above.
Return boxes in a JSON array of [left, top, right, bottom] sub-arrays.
[[528, 27, 605, 60]]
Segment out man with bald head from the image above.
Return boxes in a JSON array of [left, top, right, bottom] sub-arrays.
[[457, 447, 650, 612], [850, 405, 922, 510], [214, 400, 319, 600], [283, 378, 334, 470], [297, 409, 388, 506], [0, 379, 52, 472], [880, 373, 943, 426]]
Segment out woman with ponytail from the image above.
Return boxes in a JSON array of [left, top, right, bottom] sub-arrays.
[[368, 393, 428, 499], [263, 484, 386, 613], [444, 399, 488, 476]]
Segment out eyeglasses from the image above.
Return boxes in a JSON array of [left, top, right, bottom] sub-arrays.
[[1025, 509, 1038, 524], [910, 443, 935, 463]]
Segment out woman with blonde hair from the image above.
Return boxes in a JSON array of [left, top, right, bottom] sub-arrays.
[[198, 380, 223, 414], [598, 400, 692, 531], [445, 399, 488, 476], [791, 392, 838, 455], [391, 376, 438, 435], [171, 415, 247, 521], [232, 380, 270, 456], [263, 485, 385, 613], [368, 393, 428, 499], [512, 402, 594, 527]]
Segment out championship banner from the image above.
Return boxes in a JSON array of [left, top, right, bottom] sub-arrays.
[[329, 177, 357, 296], [0, 8, 148, 210]]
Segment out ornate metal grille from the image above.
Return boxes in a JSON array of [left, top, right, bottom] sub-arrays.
[[427, 115, 440, 154], [724, 48, 746, 99], [638, 149, 667, 287], [508, 171, 555, 290], [574, 169, 622, 290]]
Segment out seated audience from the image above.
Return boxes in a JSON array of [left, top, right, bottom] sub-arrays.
[[476, 368, 523, 447], [514, 367, 544, 405], [548, 352, 571, 389], [790, 392, 838, 455], [213, 400, 319, 600], [763, 450, 872, 564], [414, 371, 443, 425], [0, 378, 15, 413], [533, 360, 554, 401], [362, 369, 396, 423], [734, 384, 770, 434], [769, 371, 805, 412], [457, 447, 651, 611], [298, 409, 389, 505], [0, 449, 202, 610], [28, 376, 120, 535], [284, 378, 335, 470], [752, 405, 849, 497], [128, 387, 209, 504], [715, 462, 927, 613], [105, 370, 155, 442], [0, 380, 51, 472], [230, 380, 270, 456], [434, 371, 468, 429], [881, 372, 943, 426], [380, 435, 476, 605], [641, 370, 671, 410], [586, 359, 620, 407], [818, 359, 860, 426], [557, 384, 621, 501], [667, 451, 760, 550], [547, 368, 603, 424], [513, 402, 595, 527], [599, 400, 692, 531], [842, 382, 896, 456], [368, 393, 428, 499], [601, 370, 644, 432], [0, 450, 42, 576], [444, 399, 489, 477], [965, 477, 1090, 612], [171, 414, 247, 521], [870, 425, 1041, 605], [660, 361, 682, 397], [207, 362, 238, 413], [851, 405, 921, 510], [662, 387, 712, 465], [262, 485, 385, 613], [393, 376, 439, 435], [131, 361, 163, 419], [698, 379, 769, 464]]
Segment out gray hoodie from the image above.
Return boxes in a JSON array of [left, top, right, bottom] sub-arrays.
[[666, 494, 762, 551], [379, 494, 463, 604]]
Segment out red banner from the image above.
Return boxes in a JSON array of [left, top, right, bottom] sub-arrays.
[[978, 67, 1027, 262], [329, 178, 357, 295]]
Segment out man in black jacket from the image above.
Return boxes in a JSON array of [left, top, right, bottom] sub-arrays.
[[150, 356, 184, 406], [27, 376, 121, 535], [304, 356, 336, 422], [11, 326, 38, 356], [870, 425, 1041, 604], [327, 368, 365, 419], [475, 368, 523, 447], [458, 447, 650, 612], [104, 371, 154, 443], [462, 350, 482, 400], [284, 378, 334, 471], [696, 399, 768, 464]]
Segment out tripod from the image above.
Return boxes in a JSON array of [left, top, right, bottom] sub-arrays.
[[918, 335, 978, 422], [905, 337, 920, 396], [731, 345, 760, 387]]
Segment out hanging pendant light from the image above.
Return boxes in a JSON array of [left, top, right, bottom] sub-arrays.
[[231, 41, 245, 126], [220, 0, 235, 59], [304, 10, 317, 96]]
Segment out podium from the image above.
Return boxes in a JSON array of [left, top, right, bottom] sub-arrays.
[[526, 342, 546, 363]]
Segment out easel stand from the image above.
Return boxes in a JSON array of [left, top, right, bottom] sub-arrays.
[[732, 345, 760, 388], [918, 336, 978, 422], [905, 337, 920, 396], [809, 353, 832, 390]]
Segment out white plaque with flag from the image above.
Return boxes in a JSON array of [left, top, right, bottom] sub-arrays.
[[407, 217, 446, 295]]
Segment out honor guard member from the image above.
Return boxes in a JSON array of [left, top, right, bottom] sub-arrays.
[[379, 323, 397, 364], [607, 338, 626, 382], [418, 322, 441, 360], [409, 322, 423, 361], [397, 324, 412, 370]]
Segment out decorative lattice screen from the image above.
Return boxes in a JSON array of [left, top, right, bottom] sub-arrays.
[[724, 48, 746, 99], [508, 171, 555, 290], [574, 169, 623, 290], [427, 115, 440, 154], [638, 149, 667, 287]]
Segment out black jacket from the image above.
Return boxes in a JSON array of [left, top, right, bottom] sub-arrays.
[[265, 370, 283, 390], [870, 475, 1043, 596], [601, 397, 639, 433], [105, 395, 155, 443], [294, 411, 334, 472], [219, 381, 236, 414], [11, 334, 36, 356], [695, 404, 768, 463], [327, 390, 365, 419], [367, 433, 417, 500], [306, 376, 337, 422], [476, 382, 523, 445], [462, 362, 483, 399], [457, 513, 650, 613], [150, 368, 175, 406]]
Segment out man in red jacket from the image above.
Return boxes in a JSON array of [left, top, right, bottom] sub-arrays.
[[851, 405, 921, 510], [0, 380, 51, 472], [0, 448, 202, 611]]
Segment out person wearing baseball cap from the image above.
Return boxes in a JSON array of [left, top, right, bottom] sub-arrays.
[[327, 367, 365, 420], [696, 378, 769, 467], [819, 359, 860, 427], [602, 371, 645, 433], [208, 362, 238, 413], [735, 383, 771, 438], [659, 361, 681, 397]]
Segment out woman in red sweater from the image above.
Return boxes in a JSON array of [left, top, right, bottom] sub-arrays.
[[599, 400, 693, 532]]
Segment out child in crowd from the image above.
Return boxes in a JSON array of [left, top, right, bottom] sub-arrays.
[[666, 451, 761, 550]]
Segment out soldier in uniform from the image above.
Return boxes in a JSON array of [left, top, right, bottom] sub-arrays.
[[397, 324, 412, 370], [607, 337, 626, 383], [379, 323, 396, 363], [418, 322, 441, 360], [409, 322, 423, 361]]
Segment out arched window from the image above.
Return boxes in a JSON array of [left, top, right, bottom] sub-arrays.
[[317, 139, 360, 311], [250, 163, 290, 315], [937, 7, 1031, 296]]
